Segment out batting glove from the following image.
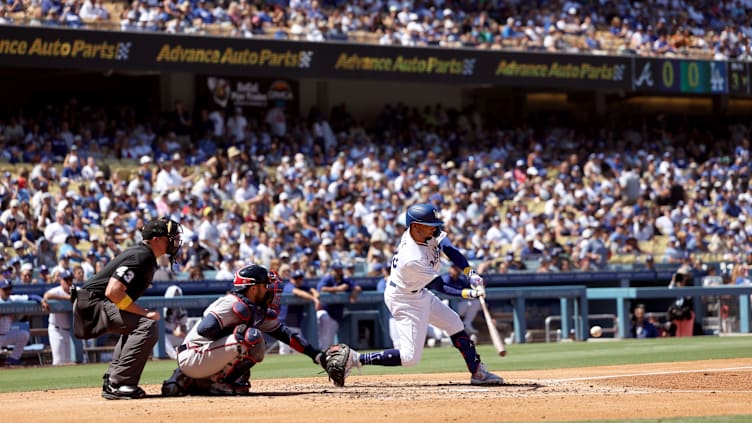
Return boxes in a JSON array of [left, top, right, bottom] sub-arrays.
[[462, 285, 485, 299], [469, 272, 484, 287]]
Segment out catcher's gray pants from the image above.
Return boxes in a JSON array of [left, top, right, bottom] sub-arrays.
[[106, 306, 159, 387], [177, 333, 265, 379]]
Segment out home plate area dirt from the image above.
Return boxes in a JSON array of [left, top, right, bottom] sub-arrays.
[[3, 358, 752, 423]]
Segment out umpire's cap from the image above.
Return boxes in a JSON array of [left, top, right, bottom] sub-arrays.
[[142, 217, 181, 240], [405, 203, 444, 227]]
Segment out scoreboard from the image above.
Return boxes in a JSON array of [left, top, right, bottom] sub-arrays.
[[633, 58, 728, 94]]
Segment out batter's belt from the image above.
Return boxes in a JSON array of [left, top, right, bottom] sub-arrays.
[[389, 281, 422, 294]]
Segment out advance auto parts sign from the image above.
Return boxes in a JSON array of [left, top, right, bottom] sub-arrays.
[[0, 26, 132, 66], [493, 53, 629, 90], [322, 43, 477, 82]]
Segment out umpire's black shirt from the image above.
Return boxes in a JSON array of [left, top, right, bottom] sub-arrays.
[[83, 243, 157, 301]]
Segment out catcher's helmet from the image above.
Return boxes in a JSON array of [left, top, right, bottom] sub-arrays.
[[405, 203, 444, 227], [233, 264, 271, 290]]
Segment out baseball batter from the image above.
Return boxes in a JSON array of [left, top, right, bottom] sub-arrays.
[[161, 264, 333, 396], [350, 203, 503, 385]]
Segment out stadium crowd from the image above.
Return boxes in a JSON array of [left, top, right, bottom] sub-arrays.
[[1, 0, 752, 59], [0, 96, 750, 287]]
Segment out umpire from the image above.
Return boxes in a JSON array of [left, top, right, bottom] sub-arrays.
[[72, 217, 183, 400]]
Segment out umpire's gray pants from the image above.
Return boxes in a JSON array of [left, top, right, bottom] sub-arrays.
[[104, 303, 158, 387]]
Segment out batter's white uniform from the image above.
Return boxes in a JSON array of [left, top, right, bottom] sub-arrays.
[[0, 295, 32, 361], [384, 230, 464, 367], [45, 286, 73, 365]]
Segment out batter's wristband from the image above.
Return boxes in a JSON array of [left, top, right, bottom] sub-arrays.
[[116, 295, 133, 310], [461, 289, 472, 299]]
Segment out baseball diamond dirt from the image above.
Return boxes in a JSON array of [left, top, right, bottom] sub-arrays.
[[3, 358, 752, 422]]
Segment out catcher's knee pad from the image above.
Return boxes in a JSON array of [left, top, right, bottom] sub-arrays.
[[234, 325, 265, 363]]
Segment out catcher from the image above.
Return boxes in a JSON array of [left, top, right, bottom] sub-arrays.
[[162, 263, 357, 396]]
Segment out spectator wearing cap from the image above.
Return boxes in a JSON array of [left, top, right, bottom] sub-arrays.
[[81, 247, 98, 280], [0, 279, 42, 365], [643, 255, 656, 271], [19, 262, 36, 285], [580, 227, 609, 270], [1, 198, 24, 225], [42, 270, 76, 366], [61, 145, 83, 180], [197, 206, 220, 262], [216, 212, 241, 243], [278, 266, 320, 355], [13, 239, 35, 266], [10, 217, 36, 244], [314, 260, 362, 350]]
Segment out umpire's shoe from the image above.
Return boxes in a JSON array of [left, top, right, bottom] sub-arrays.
[[102, 381, 147, 400]]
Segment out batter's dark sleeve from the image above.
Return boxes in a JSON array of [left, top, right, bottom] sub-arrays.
[[439, 238, 471, 270], [427, 277, 466, 297]]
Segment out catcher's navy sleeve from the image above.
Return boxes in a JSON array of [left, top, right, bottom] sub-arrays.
[[439, 238, 470, 270], [267, 324, 321, 361], [196, 314, 225, 340]]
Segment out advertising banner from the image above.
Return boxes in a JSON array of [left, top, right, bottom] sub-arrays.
[[1, 25, 751, 97], [195, 75, 298, 110], [490, 52, 630, 90]]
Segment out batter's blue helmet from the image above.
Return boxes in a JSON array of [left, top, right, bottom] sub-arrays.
[[406, 203, 444, 227]]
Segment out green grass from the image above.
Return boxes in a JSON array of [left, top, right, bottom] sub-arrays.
[[1, 336, 750, 393]]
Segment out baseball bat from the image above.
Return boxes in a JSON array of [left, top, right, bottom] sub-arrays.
[[478, 296, 506, 357]]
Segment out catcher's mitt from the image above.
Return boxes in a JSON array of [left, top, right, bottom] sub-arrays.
[[321, 343, 353, 387]]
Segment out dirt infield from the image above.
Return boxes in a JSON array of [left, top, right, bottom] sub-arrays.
[[4, 358, 752, 422]]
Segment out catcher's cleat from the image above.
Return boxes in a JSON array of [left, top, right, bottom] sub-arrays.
[[102, 382, 147, 400], [470, 363, 504, 386], [161, 368, 193, 397], [189, 378, 250, 396]]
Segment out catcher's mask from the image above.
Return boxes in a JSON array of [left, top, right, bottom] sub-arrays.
[[142, 217, 183, 264]]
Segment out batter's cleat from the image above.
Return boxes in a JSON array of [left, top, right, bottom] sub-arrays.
[[346, 348, 362, 373], [102, 382, 147, 400], [470, 363, 504, 386], [5, 358, 23, 366]]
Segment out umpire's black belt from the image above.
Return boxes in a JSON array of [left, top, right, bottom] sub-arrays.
[[389, 281, 420, 293]]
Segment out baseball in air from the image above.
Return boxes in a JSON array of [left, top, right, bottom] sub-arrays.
[[590, 325, 603, 338]]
